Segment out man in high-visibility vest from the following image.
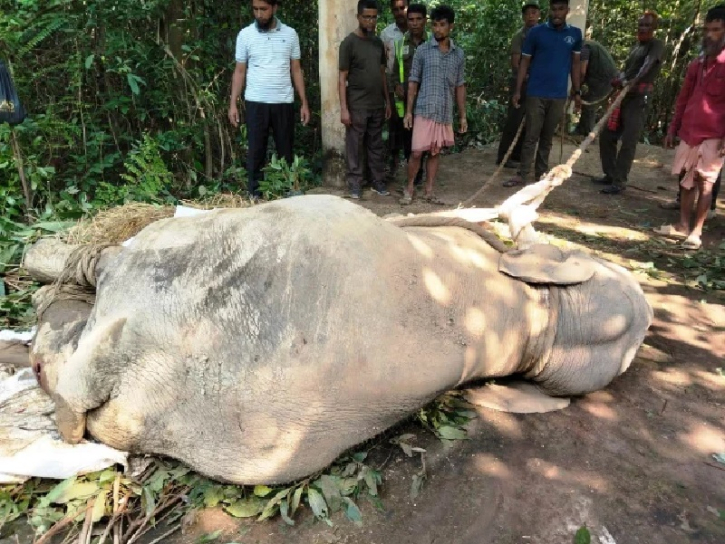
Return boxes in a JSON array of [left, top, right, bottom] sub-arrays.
[[381, 0, 409, 178], [390, 3, 429, 188]]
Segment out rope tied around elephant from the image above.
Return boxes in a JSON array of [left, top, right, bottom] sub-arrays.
[[33, 244, 111, 317], [54, 244, 111, 289]]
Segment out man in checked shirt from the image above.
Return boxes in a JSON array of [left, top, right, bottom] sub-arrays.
[[400, 4, 467, 205]]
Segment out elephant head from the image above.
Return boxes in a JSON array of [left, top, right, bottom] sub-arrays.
[[499, 244, 653, 397]]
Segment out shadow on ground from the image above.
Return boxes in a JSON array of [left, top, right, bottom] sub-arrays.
[[63, 144, 725, 544]]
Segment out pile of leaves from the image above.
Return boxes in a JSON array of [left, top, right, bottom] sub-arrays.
[[0, 454, 379, 542], [0, 393, 476, 541]]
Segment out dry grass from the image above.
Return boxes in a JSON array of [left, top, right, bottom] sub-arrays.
[[62, 193, 254, 246], [63, 203, 175, 245]]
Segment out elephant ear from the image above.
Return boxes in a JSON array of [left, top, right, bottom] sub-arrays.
[[499, 244, 597, 285]]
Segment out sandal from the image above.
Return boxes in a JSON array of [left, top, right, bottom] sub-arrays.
[[682, 235, 702, 250], [423, 193, 445, 205], [503, 178, 524, 188], [399, 191, 413, 205], [653, 224, 688, 239]]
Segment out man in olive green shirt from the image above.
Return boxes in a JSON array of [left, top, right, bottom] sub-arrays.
[[496, 1, 541, 167], [339, 0, 392, 199], [575, 39, 618, 136]]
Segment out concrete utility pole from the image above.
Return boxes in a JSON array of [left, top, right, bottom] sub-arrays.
[[568, 0, 589, 38], [318, 0, 357, 187]]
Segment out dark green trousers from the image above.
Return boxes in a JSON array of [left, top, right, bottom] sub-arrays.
[[575, 80, 611, 136], [599, 93, 647, 186], [518, 96, 566, 181], [497, 79, 527, 164]]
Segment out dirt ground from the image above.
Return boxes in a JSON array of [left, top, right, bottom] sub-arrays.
[[167, 142, 725, 544], [10, 142, 725, 544]]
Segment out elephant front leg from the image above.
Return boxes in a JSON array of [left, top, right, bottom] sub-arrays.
[[464, 381, 570, 414]]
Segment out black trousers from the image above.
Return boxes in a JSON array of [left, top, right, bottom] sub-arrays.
[[245, 101, 295, 197], [575, 80, 611, 136], [599, 93, 647, 187]]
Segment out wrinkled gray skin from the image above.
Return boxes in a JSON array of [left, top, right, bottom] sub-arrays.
[[31, 195, 652, 485]]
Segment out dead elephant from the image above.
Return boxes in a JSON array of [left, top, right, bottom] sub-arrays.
[[27, 195, 652, 485]]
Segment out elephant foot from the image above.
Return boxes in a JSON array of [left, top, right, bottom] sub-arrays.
[[54, 396, 87, 443], [464, 382, 570, 414]]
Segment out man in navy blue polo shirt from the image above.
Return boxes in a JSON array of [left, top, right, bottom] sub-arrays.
[[229, 0, 310, 200], [504, 0, 582, 188]]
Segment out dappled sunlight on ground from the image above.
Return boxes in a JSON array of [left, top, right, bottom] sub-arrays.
[[176, 144, 723, 544]]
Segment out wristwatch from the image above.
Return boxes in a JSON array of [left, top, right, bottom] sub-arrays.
[[573, 89, 582, 96]]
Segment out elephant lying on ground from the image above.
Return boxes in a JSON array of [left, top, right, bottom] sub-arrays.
[[28, 195, 652, 485]]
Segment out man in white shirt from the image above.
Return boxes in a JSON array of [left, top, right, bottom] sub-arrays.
[[228, 0, 310, 200]]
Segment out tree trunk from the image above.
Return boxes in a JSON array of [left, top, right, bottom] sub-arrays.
[[164, 0, 185, 63], [318, 0, 356, 187]]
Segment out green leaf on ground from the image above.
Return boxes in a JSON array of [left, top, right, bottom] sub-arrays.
[[574, 526, 591, 544], [437, 425, 468, 440], [253, 485, 272, 497], [317, 475, 342, 512], [196, 529, 223, 543], [290, 485, 304, 517], [224, 498, 264, 518], [342, 497, 362, 524], [306, 488, 328, 520]]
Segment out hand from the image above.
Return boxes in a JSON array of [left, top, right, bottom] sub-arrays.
[[300, 103, 310, 126], [228, 104, 240, 127], [385, 102, 392, 120], [664, 133, 676, 149], [341, 108, 352, 127], [573, 94, 582, 112], [394, 84, 405, 99], [458, 117, 468, 134], [512, 92, 521, 108], [403, 112, 413, 130]]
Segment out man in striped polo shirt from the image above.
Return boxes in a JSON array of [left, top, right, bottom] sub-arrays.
[[229, 0, 310, 200]]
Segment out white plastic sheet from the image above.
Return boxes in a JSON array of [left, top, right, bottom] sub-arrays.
[[0, 368, 128, 483], [122, 204, 216, 247]]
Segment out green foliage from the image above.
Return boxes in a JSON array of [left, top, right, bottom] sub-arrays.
[[0, 450, 381, 538], [106, 133, 175, 207], [0, 217, 74, 327], [259, 154, 318, 201], [574, 526, 592, 544], [416, 392, 476, 442]]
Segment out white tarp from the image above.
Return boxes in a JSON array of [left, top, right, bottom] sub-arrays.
[[122, 204, 215, 247], [0, 367, 128, 483]]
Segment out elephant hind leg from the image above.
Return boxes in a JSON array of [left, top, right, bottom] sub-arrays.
[[55, 395, 87, 443], [464, 381, 570, 414], [52, 317, 128, 444]]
